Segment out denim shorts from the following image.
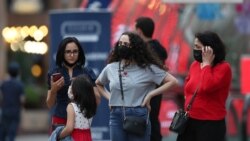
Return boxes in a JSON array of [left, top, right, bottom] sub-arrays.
[[109, 106, 151, 141]]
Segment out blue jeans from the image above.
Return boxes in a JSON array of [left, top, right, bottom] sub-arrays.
[[0, 113, 20, 141], [110, 106, 151, 141]]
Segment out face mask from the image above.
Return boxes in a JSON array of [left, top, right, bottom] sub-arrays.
[[118, 45, 132, 60], [67, 86, 74, 100], [63, 60, 77, 68], [193, 49, 202, 62]]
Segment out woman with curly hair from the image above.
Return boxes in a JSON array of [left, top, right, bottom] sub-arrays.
[[96, 32, 178, 141]]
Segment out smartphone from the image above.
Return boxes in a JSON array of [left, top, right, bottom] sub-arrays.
[[52, 73, 62, 82]]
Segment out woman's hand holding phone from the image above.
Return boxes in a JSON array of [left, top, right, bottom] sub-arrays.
[[51, 73, 64, 93], [52, 73, 62, 82], [202, 46, 215, 67]]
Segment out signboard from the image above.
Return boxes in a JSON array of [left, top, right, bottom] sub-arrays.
[[49, 10, 111, 140], [162, 0, 243, 3], [240, 55, 250, 94], [196, 4, 222, 20]]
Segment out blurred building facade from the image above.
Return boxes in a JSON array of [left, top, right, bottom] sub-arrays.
[[0, 0, 250, 140], [1, 0, 248, 97]]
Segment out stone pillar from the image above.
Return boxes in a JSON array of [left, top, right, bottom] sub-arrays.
[[0, 0, 7, 80]]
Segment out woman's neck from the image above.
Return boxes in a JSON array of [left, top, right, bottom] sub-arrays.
[[121, 59, 135, 68], [64, 64, 74, 78]]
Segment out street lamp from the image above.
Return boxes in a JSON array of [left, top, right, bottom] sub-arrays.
[[1, 25, 48, 55]]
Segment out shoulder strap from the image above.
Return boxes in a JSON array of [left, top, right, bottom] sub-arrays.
[[186, 83, 200, 111], [118, 62, 124, 100], [118, 61, 149, 123]]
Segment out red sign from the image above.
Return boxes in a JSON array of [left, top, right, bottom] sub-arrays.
[[240, 56, 250, 94]]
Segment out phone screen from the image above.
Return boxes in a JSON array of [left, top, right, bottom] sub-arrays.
[[52, 73, 62, 82]]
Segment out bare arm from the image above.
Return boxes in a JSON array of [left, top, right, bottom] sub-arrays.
[[59, 104, 74, 139], [95, 79, 110, 100], [142, 73, 178, 109], [93, 86, 101, 105], [46, 76, 64, 109], [46, 90, 57, 109]]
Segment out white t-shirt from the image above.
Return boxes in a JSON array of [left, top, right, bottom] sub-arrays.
[[97, 62, 167, 107], [71, 102, 92, 129]]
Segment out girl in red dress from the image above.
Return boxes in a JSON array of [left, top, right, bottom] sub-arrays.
[[58, 75, 97, 141]]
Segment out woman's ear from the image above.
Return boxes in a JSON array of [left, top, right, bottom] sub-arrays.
[[136, 28, 143, 37]]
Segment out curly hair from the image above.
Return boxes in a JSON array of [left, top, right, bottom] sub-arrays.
[[55, 37, 85, 67], [108, 32, 165, 70], [71, 75, 97, 118], [195, 31, 226, 66]]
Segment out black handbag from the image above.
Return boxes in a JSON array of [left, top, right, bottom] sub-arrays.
[[118, 62, 147, 136], [169, 85, 199, 134], [169, 109, 189, 134], [123, 116, 147, 136]]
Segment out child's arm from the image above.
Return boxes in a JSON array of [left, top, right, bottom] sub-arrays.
[[59, 104, 75, 139]]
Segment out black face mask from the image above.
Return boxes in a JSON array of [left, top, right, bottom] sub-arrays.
[[118, 45, 132, 60], [193, 49, 202, 62], [63, 60, 77, 68]]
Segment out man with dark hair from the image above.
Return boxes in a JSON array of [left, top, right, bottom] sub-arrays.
[[135, 16, 168, 141], [0, 62, 25, 141]]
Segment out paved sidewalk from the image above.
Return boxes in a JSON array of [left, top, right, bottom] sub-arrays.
[[16, 134, 48, 141], [15, 134, 241, 141]]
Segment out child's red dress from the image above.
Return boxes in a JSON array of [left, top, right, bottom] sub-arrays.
[[71, 103, 93, 141]]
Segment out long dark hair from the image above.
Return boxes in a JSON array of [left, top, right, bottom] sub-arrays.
[[56, 37, 85, 67], [71, 75, 97, 118], [195, 31, 226, 66], [108, 32, 165, 70]]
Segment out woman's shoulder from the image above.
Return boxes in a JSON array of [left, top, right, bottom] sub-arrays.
[[215, 61, 232, 70], [47, 66, 61, 75], [149, 64, 160, 69], [103, 62, 118, 69], [81, 66, 95, 76], [219, 61, 231, 66], [148, 64, 166, 72], [150, 63, 166, 69], [108, 62, 118, 66], [191, 61, 199, 67]]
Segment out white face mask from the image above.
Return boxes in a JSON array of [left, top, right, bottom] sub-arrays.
[[67, 85, 74, 100]]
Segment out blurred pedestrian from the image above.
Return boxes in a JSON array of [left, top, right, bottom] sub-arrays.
[[0, 61, 25, 141], [96, 32, 178, 141], [135, 16, 168, 141], [46, 37, 100, 133], [176, 31, 232, 141], [57, 75, 97, 141]]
